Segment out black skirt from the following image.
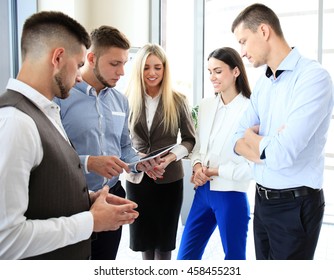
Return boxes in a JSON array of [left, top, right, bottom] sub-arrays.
[[126, 174, 183, 252]]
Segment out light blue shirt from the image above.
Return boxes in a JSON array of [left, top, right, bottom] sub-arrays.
[[234, 48, 333, 189], [55, 81, 139, 192]]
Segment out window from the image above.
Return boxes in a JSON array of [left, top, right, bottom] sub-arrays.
[[163, 0, 334, 222], [161, 0, 196, 106]]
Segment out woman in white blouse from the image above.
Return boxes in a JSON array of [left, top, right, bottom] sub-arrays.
[[177, 47, 252, 260]]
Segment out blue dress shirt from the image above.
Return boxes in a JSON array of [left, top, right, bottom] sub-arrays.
[[55, 81, 139, 192], [234, 48, 333, 189]]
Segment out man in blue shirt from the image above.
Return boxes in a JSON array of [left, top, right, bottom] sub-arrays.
[[231, 4, 333, 259], [55, 26, 161, 260]]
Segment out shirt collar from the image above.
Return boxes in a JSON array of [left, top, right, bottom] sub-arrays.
[[74, 80, 109, 96], [217, 92, 244, 109], [265, 47, 301, 78], [6, 78, 55, 113]]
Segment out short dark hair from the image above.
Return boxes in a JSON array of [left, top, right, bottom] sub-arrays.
[[208, 47, 251, 99], [231, 3, 283, 37], [21, 11, 91, 59], [90, 25, 130, 57]]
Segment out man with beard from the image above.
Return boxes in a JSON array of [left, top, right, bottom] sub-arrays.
[[0, 12, 140, 260], [55, 25, 162, 260]]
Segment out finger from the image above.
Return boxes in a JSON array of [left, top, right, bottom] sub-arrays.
[[115, 159, 131, 173], [146, 171, 157, 180], [106, 194, 138, 208], [138, 161, 150, 171], [109, 162, 123, 173], [122, 209, 139, 219], [149, 157, 159, 166], [152, 168, 165, 178], [153, 165, 165, 174], [151, 168, 164, 177], [117, 206, 139, 220], [93, 185, 110, 204], [107, 168, 120, 177], [107, 158, 130, 174], [99, 185, 110, 198]]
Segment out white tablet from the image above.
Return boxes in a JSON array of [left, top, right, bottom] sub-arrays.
[[128, 144, 177, 168]]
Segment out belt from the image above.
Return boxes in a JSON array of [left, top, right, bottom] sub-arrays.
[[256, 183, 319, 200]]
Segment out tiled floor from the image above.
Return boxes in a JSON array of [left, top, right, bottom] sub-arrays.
[[117, 213, 334, 260]]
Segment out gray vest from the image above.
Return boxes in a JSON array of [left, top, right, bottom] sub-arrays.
[[0, 90, 91, 259]]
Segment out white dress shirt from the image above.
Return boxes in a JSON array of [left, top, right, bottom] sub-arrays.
[[0, 78, 93, 259]]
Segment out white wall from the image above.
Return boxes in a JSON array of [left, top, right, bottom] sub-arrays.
[[38, 0, 150, 47]]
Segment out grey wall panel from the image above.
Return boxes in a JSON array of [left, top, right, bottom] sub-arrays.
[[0, 0, 37, 94], [0, 0, 12, 93]]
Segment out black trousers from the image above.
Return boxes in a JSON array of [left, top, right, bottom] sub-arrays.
[[91, 181, 125, 260], [253, 186, 324, 260]]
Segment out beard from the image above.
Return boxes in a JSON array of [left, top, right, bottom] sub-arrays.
[[93, 58, 113, 88], [54, 74, 69, 99]]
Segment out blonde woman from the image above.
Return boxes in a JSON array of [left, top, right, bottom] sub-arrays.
[[125, 43, 195, 260]]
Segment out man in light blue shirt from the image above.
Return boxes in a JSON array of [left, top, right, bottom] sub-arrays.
[[55, 26, 161, 260], [57, 82, 138, 192], [232, 4, 333, 259]]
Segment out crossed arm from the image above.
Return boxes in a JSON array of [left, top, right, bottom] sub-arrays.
[[235, 125, 263, 164]]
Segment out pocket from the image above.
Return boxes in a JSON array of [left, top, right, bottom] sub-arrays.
[[106, 111, 126, 137]]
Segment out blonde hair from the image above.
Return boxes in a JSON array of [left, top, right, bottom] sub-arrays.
[[125, 43, 188, 135]]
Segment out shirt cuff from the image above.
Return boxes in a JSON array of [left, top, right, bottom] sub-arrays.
[[192, 160, 202, 167], [84, 155, 90, 174], [170, 144, 188, 161], [218, 163, 234, 180], [131, 163, 141, 173], [78, 155, 90, 174], [71, 211, 94, 241], [232, 133, 244, 155], [259, 137, 270, 160]]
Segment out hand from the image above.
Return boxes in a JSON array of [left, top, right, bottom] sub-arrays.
[[245, 125, 260, 138], [243, 125, 262, 160], [146, 164, 165, 180], [145, 152, 175, 180], [89, 189, 102, 204], [203, 166, 218, 178], [90, 186, 139, 232], [87, 155, 130, 179], [192, 164, 211, 189], [136, 156, 165, 172]]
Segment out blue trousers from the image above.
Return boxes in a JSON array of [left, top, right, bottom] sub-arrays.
[[177, 182, 250, 260]]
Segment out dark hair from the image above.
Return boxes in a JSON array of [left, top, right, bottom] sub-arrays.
[[21, 11, 90, 59], [208, 47, 251, 99], [90, 25, 130, 57], [231, 3, 283, 37]]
